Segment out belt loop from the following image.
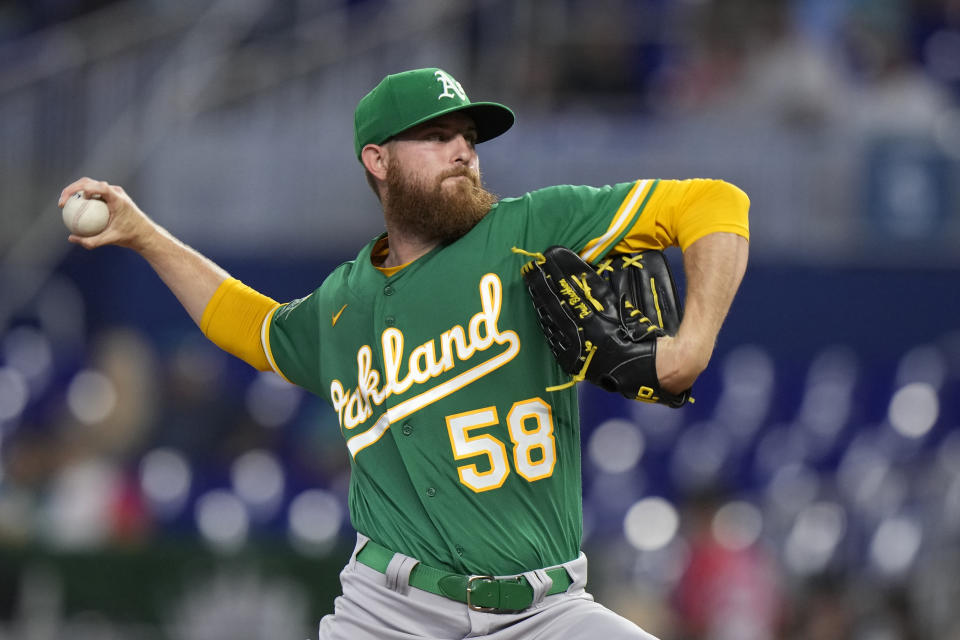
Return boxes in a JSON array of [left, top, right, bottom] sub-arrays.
[[349, 533, 371, 569], [385, 554, 420, 595], [563, 552, 588, 592], [522, 569, 553, 606]]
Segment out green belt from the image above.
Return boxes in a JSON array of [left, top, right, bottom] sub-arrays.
[[356, 539, 573, 613]]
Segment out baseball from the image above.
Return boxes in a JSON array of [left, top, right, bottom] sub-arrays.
[[62, 191, 110, 237]]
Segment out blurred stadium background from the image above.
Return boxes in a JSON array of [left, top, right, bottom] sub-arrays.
[[1, 0, 960, 638]]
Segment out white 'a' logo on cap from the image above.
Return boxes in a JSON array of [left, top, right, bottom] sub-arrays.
[[435, 70, 468, 101]]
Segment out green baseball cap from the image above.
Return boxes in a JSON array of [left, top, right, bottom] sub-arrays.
[[354, 68, 515, 159]]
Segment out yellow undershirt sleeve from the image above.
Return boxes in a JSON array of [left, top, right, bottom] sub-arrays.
[[200, 277, 279, 371], [613, 179, 750, 253]]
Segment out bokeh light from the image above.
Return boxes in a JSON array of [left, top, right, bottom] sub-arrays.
[[713, 501, 764, 551], [0, 366, 28, 422], [888, 382, 939, 438], [588, 419, 645, 474], [624, 497, 679, 552], [2, 325, 53, 388], [41, 459, 120, 550], [288, 489, 344, 556], [140, 448, 192, 519], [66, 369, 117, 425], [245, 371, 302, 428], [785, 502, 846, 575], [870, 515, 922, 576], [231, 449, 285, 521], [195, 490, 249, 554]]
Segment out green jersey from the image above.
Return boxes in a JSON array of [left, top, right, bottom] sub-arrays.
[[266, 180, 658, 575]]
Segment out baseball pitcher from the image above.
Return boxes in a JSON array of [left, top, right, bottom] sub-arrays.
[[60, 67, 749, 639]]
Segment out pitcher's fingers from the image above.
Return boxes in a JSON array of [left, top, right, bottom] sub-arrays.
[[58, 177, 112, 207], [59, 177, 95, 205], [67, 234, 105, 250]]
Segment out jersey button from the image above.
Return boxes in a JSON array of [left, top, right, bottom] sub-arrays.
[[426, 487, 437, 498], [401, 423, 412, 436], [383, 284, 394, 296], [385, 316, 396, 327]]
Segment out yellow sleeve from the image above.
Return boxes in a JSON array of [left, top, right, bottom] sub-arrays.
[[613, 179, 750, 253], [200, 278, 280, 371]]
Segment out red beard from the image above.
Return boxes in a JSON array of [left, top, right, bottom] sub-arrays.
[[384, 158, 499, 244]]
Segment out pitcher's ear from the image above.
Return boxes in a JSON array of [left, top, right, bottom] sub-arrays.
[[361, 144, 388, 180]]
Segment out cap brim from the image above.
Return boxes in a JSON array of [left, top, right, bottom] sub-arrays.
[[393, 101, 515, 145], [461, 102, 515, 144]]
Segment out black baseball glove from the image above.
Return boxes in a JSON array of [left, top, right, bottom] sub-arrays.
[[518, 245, 691, 408]]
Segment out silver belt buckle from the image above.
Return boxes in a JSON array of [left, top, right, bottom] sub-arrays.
[[466, 575, 497, 612]]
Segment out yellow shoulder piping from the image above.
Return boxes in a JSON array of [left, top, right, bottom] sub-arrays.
[[580, 179, 650, 263]]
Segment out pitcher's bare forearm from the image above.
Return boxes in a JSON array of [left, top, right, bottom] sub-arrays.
[[657, 232, 749, 392], [134, 224, 231, 326]]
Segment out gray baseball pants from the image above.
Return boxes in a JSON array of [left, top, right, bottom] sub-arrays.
[[317, 533, 659, 639]]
